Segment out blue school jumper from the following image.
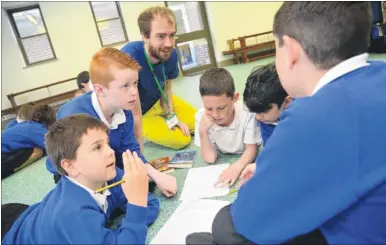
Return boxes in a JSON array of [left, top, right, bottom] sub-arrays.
[[2, 167, 159, 244], [45, 92, 147, 174], [231, 61, 386, 244], [1, 121, 47, 153]]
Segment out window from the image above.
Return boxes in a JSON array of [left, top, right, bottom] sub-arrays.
[[7, 5, 56, 65], [90, 2, 128, 47]]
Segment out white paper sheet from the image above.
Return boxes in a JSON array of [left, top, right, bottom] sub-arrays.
[[150, 199, 230, 244], [179, 164, 230, 201]]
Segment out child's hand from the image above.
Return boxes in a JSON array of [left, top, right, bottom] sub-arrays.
[[237, 163, 256, 188], [122, 150, 148, 207], [215, 163, 244, 187], [155, 172, 178, 198], [199, 113, 215, 133]]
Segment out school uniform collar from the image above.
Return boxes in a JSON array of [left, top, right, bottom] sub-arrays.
[[212, 103, 240, 131], [65, 176, 111, 213], [312, 53, 369, 95], [91, 91, 126, 130]]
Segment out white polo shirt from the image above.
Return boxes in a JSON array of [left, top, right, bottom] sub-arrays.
[[194, 102, 262, 154]]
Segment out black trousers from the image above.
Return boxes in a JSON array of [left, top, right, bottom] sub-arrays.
[[186, 205, 328, 245], [1, 203, 29, 240], [1, 148, 33, 179]]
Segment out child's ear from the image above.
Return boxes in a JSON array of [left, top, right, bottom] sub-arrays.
[[233, 92, 240, 102], [283, 96, 293, 109], [61, 159, 79, 177], [93, 84, 106, 97]]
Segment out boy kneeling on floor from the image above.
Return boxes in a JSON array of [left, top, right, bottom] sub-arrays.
[[2, 114, 159, 244]]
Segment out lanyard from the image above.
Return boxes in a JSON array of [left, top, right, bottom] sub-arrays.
[[144, 50, 169, 104]]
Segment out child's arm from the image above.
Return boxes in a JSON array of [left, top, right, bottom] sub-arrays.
[[197, 112, 217, 163], [113, 167, 160, 226], [58, 151, 149, 244], [29, 125, 48, 149]]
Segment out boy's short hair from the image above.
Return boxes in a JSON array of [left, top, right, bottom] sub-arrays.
[[17, 102, 37, 120], [138, 6, 176, 38], [76, 71, 90, 90], [199, 68, 235, 98], [243, 63, 288, 113], [45, 114, 109, 175], [32, 105, 56, 129], [89, 47, 142, 88], [273, 2, 372, 69]]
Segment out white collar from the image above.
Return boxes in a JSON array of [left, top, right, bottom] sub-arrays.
[[65, 176, 111, 213], [91, 92, 126, 130], [312, 53, 370, 95]]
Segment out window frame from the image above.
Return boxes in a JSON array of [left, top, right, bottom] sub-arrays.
[[7, 4, 57, 66], [89, 1, 129, 47]]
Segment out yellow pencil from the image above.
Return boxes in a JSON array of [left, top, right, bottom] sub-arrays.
[[94, 180, 125, 194], [228, 188, 238, 195]]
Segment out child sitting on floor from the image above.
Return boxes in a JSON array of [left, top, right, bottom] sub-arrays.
[[1, 104, 56, 179], [2, 114, 159, 244]]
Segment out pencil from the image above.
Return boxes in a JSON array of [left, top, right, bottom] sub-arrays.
[[94, 180, 125, 193], [228, 188, 238, 195]]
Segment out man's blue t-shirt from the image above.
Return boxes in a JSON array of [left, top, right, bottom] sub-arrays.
[[121, 41, 179, 114]]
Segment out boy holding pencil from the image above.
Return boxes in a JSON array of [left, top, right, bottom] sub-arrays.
[[2, 114, 159, 244], [46, 47, 177, 198]]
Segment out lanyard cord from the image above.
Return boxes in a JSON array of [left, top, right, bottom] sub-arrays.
[[144, 49, 168, 104]]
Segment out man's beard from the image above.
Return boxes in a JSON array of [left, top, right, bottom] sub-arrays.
[[149, 44, 172, 63]]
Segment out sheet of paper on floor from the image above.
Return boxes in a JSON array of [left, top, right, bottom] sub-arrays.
[[179, 163, 230, 201], [150, 199, 230, 244]]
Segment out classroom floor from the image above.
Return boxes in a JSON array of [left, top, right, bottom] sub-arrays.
[[1, 53, 385, 243]]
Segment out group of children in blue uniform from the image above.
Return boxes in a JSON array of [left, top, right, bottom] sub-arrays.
[[2, 2, 386, 245]]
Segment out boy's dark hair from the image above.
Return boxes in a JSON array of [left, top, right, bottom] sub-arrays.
[[17, 102, 37, 120], [45, 114, 109, 175], [199, 68, 235, 98], [76, 71, 90, 90], [273, 2, 372, 69], [32, 105, 56, 129], [243, 63, 288, 113]]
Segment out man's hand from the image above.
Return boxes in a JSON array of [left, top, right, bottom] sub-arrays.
[[154, 172, 178, 198], [121, 150, 148, 207], [174, 121, 190, 136], [215, 163, 244, 187], [238, 163, 257, 188], [199, 113, 215, 133]]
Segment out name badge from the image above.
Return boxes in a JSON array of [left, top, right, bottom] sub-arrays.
[[165, 113, 179, 129]]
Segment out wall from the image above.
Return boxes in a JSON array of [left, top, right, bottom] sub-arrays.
[[1, 1, 162, 110], [206, 2, 282, 62], [1, 1, 281, 110]]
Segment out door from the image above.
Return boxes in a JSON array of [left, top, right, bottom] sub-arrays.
[[166, 2, 217, 76]]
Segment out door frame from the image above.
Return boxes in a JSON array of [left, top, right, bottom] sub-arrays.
[[165, 1, 217, 76]]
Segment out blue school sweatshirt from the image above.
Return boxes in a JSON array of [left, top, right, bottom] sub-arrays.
[[5, 118, 18, 129], [1, 121, 47, 154], [2, 167, 159, 244], [258, 121, 276, 146], [231, 61, 386, 244], [45, 92, 147, 174]]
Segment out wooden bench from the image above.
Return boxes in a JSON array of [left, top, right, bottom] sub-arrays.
[[222, 31, 276, 64], [2, 77, 78, 118]]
